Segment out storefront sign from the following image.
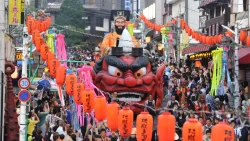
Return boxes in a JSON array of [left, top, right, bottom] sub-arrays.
[[15, 52, 22, 60], [8, 0, 22, 24]]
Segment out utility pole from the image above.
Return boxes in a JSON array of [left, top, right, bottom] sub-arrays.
[[234, 23, 240, 109], [19, 27, 30, 141], [176, 5, 181, 68]]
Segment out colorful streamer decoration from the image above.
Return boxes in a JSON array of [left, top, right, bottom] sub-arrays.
[[46, 33, 55, 53], [127, 24, 134, 36], [210, 48, 223, 96], [56, 34, 67, 67]]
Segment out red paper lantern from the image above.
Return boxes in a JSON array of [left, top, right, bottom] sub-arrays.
[[118, 107, 133, 138], [211, 122, 234, 141], [74, 83, 84, 105], [49, 59, 60, 77], [182, 118, 202, 141], [45, 17, 52, 29], [94, 96, 107, 121], [106, 102, 120, 131], [32, 30, 40, 44], [40, 44, 49, 61], [56, 66, 66, 86], [82, 88, 95, 113], [136, 112, 153, 141], [26, 16, 36, 34], [226, 30, 233, 37], [34, 35, 44, 52], [240, 30, 247, 42], [158, 112, 175, 141], [35, 20, 41, 33], [218, 34, 223, 43], [246, 36, 250, 46], [65, 74, 77, 96]]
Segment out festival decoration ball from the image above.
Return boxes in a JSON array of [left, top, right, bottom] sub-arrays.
[[94, 96, 107, 121], [158, 112, 175, 141], [118, 107, 133, 138], [65, 74, 77, 96], [136, 112, 153, 141], [106, 102, 120, 131], [82, 88, 95, 113], [56, 66, 67, 86], [211, 122, 234, 141], [73, 83, 85, 105], [49, 59, 60, 77], [182, 118, 202, 141]]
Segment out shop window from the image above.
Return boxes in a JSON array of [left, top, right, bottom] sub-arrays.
[[96, 17, 104, 27], [216, 6, 221, 17]]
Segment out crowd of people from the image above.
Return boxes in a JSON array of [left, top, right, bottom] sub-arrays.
[[11, 48, 250, 141]]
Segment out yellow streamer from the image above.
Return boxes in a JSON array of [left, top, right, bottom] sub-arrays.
[[46, 34, 55, 53], [210, 48, 223, 96], [127, 24, 134, 36]]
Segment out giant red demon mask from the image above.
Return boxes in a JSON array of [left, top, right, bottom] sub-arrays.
[[92, 55, 165, 113]]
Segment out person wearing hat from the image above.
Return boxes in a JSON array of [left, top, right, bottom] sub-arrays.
[[101, 10, 140, 56]]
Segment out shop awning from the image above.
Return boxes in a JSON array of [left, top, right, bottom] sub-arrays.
[[239, 47, 250, 64], [182, 44, 211, 55], [199, 0, 218, 8]]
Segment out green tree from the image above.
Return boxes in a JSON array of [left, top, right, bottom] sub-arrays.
[[55, 0, 87, 46]]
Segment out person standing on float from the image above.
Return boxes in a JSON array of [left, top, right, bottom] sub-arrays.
[[101, 10, 140, 56]]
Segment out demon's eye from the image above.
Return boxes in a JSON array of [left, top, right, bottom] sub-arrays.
[[108, 66, 123, 77], [134, 67, 146, 78]]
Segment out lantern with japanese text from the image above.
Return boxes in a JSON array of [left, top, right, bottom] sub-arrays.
[[106, 102, 119, 131], [211, 122, 234, 141], [136, 112, 153, 141], [65, 74, 77, 96], [56, 66, 66, 86], [118, 107, 133, 138], [240, 30, 247, 42], [40, 44, 49, 61], [226, 30, 233, 37], [94, 96, 107, 121], [74, 83, 84, 105], [158, 112, 175, 141], [46, 52, 55, 70], [34, 35, 44, 52], [82, 88, 95, 113], [32, 30, 40, 44], [182, 118, 202, 141], [26, 16, 36, 34], [49, 59, 60, 77]]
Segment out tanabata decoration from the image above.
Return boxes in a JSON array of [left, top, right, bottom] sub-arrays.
[[210, 48, 223, 96], [46, 52, 55, 70], [158, 112, 175, 141], [73, 83, 85, 105], [94, 96, 107, 121], [65, 74, 77, 96], [56, 34, 67, 67], [240, 30, 247, 42], [34, 35, 44, 52], [118, 107, 133, 138], [49, 59, 60, 78], [56, 66, 67, 86], [40, 44, 49, 61], [46, 33, 55, 53], [82, 88, 95, 113], [246, 36, 250, 46], [106, 102, 119, 131], [26, 15, 36, 34], [136, 112, 153, 141], [211, 122, 234, 141], [182, 118, 202, 141]]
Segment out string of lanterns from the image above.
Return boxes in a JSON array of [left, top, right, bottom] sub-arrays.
[[138, 14, 250, 46], [190, 52, 212, 60]]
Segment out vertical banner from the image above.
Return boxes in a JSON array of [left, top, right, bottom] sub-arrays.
[[8, 0, 22, 24], [21, 0, 24, 24]]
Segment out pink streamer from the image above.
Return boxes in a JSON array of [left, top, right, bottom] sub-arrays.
[[57, 86, 65, 106], [56, 34, 67, 67], [77, 105, 84, 126]]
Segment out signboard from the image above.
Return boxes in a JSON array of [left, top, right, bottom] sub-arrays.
[[199, 15, 207, 29], [18, 90, 31, 102], [21, 0, 24, 24], [18, 77, 30, 89], [8, 0, 22, 24], [125, 0, 131, 11], [15, 51, 22, 60]]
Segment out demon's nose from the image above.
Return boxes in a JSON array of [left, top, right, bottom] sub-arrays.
[[124, 70, 137, 87]]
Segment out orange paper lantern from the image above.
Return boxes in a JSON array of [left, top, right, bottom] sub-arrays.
[[26, 16, 36, 34], [106, 102, 120, 131], [34, 35, 44, 52], [226, 30, 233, 37], [118, 107, 133, 138], [94, 96, 107, 121], [56, 66, 66, 86], [136, 112, 153, 141], [158, 112, 175, 141], [211, 122, 234, 141], [218, 34, 223, 43], [65, 74, 77, 96], [40, 44, 49, 61], [46, 52, 55, 70], [74, 83, 85, 105], [240, 30, 247, 42], [182, 118, 202, 141], [246, 36, 250, 46], [82, 88, 95, 113], [49, 59, 60, 77]]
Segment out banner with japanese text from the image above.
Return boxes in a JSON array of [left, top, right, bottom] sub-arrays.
[[8, 0, 22, 24]]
